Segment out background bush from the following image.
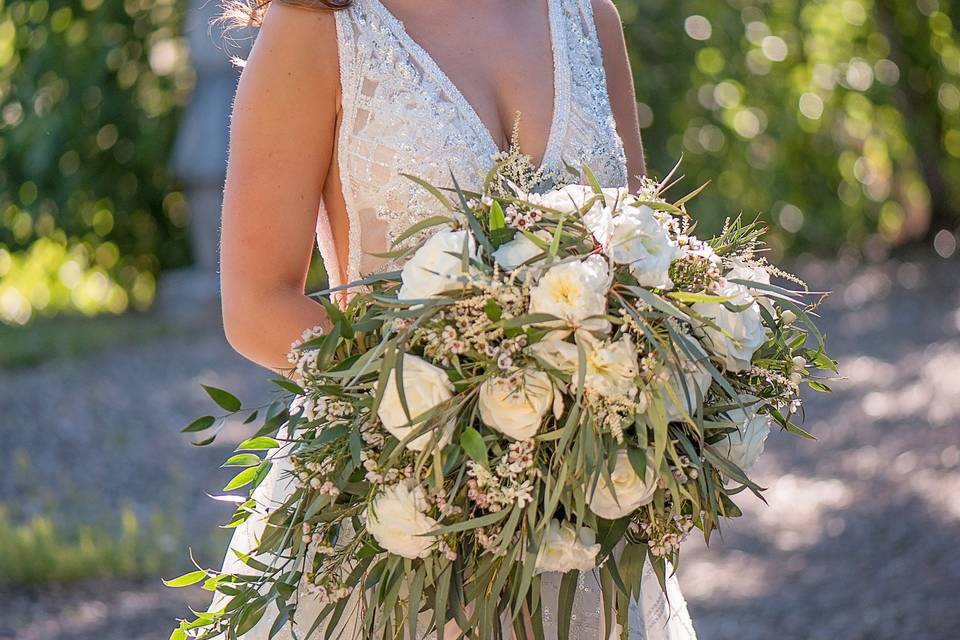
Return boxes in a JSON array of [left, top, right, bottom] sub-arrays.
[[624, 0, 960, 255], [0, 0, 193, 324]]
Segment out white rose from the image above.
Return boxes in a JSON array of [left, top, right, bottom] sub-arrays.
[[605, 205, 681, 290], [528, 334, 639, 401], [527, 338, 580, 373], [529, 255, 612, 336], [378, 354, 454, 451], [726, 259, 774, 314], [478, 370, 558, 440], [692, 281, 767, 372], [588, 449, 657, 520], [578, 333, 639, 399], [491, 230, 550, 275], [661, 340, 713, 422], [720, 397, 771, 473], [530, 185, 628, 244], [534, 519, 601, 575], [366, 481, 438, 559], [530, 184, 609, 215], [398, 229, 475, 300]]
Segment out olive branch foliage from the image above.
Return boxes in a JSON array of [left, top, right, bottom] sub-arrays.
[[167, 159, 836, 640]]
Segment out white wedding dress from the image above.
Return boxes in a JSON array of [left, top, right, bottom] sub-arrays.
[[210, 0, 697, 638]]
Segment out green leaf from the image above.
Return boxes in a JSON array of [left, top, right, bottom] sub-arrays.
[[202, 385, 242, 412], [673, 180, 711, 208], [450, 170, 495, 255], [392, 214, 455, 246], [182, 415, 216, 433], [237, 436, 280, 450], [426, 507, 509, 535], [489, 200, 507, 231], [624, 286, 690, 322], [271, 377, 304, 395], [808, 380, 832, 393], [557, 570, 579, 640], [162, 569, 207, 587], [784, 421, 817, 440], [460, 427, 489, 469], [581, 162, 603, 195], [498, 312, 559, 328], [223, 466, 259, 491], [222, 453, 261, 468], [626, 448, 647, 482], [235, 599, 268, 637], [484, 299, 503, 322], [667, 291, 735, 304], [400, 172, 455, 210], [190, 434, 217, 447]]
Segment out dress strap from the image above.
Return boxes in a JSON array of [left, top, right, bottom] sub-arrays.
[[331, 5, 364, 285]]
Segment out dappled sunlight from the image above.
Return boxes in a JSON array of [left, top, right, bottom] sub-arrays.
[[677, 550, 771, 602], [675, 256, 960, 638], [903, 464, 960, 523], [746, 475, 853, 552], [858, 343, 960, 427]]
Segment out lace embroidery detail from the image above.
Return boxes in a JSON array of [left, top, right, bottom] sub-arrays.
[[333, 0, 628, 284]]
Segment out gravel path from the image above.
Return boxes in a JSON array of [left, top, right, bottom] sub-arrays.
[[1, 254, 958, 640]]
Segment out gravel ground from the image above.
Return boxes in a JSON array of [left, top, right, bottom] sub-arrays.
[[1, 254, 958, 640]]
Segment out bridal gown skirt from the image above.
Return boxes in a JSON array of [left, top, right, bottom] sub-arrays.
[[209, 429, 698, 640]]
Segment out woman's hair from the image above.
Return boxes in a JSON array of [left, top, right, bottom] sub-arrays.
[[221, 0, 351, 30]]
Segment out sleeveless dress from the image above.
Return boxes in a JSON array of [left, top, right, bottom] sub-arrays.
[[210, 1, 698, 638]]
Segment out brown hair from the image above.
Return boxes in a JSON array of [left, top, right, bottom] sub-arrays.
[[220, 0, 351, 30]]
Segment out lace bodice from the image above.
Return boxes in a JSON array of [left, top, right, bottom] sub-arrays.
[[315, 0, 628, 289]]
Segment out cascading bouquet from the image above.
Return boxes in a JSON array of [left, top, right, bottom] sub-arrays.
[[168, 160, 835, 640]]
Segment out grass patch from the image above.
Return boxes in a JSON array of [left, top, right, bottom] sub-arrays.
[[0, 312, 183, 369], [0, 504, 186, 585]]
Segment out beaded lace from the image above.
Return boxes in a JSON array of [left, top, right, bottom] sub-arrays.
[[315, 0, 628, 289]]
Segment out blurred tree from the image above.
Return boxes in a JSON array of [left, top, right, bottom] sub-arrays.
[[619, 0, 960, 255], [0, 0, 194, 324]]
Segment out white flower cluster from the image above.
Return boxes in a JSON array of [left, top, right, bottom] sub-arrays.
[[287, 324, 327, 379], [466, 439, 539, 513], [413, 283, 528, 368], [636, 513, 695, 558]]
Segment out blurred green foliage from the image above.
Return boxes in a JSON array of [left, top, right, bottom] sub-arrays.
[[621, 0, 960, 256], [0, 503, 179, 584], [3, 0, 959, 325], [0, 0, 194, 324]]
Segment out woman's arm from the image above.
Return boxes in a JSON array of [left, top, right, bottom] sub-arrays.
[[591, 0, 647, 189], [219, 4, 340, 370]]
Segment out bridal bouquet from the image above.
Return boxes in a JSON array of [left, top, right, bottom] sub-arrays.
[[168, 160, 835, 640]]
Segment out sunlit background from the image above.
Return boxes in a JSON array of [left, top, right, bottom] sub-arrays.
[[1, 0, 958, 638]]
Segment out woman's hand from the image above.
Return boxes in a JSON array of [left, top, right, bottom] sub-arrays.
[[219, 3, 340, 370]]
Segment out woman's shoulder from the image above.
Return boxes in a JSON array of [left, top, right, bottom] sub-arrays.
[[239, 3, 342, 101], [255, 2, 341, 67]]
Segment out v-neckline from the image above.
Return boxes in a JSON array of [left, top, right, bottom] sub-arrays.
[[368, 0, 569, 171]]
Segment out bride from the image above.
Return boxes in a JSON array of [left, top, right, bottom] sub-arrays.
[[214, 0, 697, 638]]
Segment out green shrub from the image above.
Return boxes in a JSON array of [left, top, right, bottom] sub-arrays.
[[0, 503, 181, 585], [0, 0, 194, 324], [620, 0, 960, 253]]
